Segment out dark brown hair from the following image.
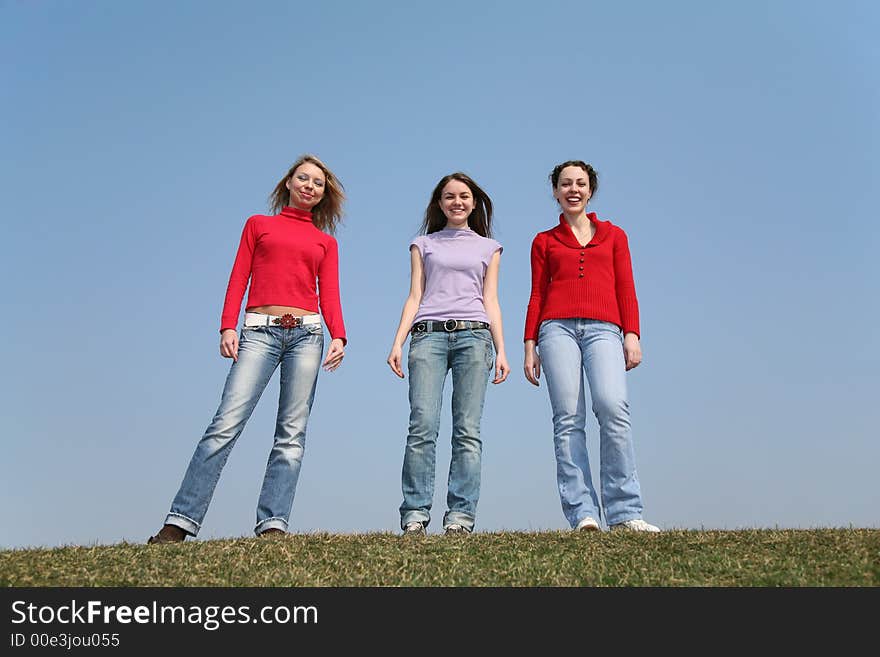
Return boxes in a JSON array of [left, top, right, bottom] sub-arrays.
[[549, 160, 598, 199], [421, 172, 494, 238], [268, 154, 345, 235]]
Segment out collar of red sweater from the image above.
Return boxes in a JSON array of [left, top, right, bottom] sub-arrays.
[[552, 212, 611, 248], [280, 206, 314, 222]]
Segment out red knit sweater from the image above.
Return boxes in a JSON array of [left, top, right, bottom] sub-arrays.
[[220, 206, 346, 342], [524, 213, 640, 342]]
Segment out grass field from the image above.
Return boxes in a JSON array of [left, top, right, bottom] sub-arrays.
[[2, 529, 877, 587]]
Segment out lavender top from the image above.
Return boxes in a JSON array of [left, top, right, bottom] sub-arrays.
[[410, 228, 503, 325]]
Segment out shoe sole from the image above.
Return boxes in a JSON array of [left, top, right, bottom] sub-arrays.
[[147, 536, 184, 544], [610, 526, 661, 533]]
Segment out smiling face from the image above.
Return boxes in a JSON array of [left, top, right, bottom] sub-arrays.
[[553, 165, 592, 215], [438, 179, 476, 228], [285, 161, 326, 211]]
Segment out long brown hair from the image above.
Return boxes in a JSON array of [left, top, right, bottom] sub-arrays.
[[420, 172, 494, 237], [268, 154, 345, 235]]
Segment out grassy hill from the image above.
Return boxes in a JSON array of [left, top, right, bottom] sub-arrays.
[[2, 529, 877, 587]]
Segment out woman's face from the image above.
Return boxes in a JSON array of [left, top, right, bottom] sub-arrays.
[[553, 165, 591, 215], [438, 179, 475, 227], [286, 162, 326, 210]]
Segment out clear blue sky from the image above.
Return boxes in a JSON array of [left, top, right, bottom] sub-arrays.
[[2, 1, 877, 549]]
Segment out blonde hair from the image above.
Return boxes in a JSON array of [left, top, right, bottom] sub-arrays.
[[268, 154, 345, 234]]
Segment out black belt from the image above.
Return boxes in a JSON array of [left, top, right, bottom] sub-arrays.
[[412, 320, 490, 334]]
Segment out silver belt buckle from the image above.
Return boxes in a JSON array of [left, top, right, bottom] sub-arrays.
[[443, 319, 458, 332], [413, 322, 427, 333]]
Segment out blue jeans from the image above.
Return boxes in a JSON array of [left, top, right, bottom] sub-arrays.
[[400, 329, 494, 531], [164, 324, 324, 536], [538, 318, 644, 528]]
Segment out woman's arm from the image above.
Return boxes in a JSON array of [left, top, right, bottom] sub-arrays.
[[612, 228, 642, 371], [612, 228, 640, 339], [482, 250, 509, 384], [524, 234, 547, 386], [219, 218, 258, 362], [387, 246, 425, 378], [523, 234, 548, 343], [316, 236, 347, 345], [316, 236, 347, 372]]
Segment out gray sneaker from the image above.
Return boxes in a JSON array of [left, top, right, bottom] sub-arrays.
[[403, 522, 426, 536], [444, 524, 471, 536]]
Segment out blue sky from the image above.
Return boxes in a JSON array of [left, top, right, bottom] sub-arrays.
[[1, 1, 877, 549]]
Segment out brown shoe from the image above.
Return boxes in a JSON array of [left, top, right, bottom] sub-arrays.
[[259, 528, 286, 538], [147, 524, 187, 544]]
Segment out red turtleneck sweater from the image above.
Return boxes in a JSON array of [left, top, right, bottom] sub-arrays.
[[220, 206, 346, 343], [524, 213, 639, 342]]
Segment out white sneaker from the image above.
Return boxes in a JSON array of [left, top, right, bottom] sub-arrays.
[[403, 522, 426, 536], [575, 517, 600, 532], [610, 519, 660, 533], [444, 524, 470, 536]]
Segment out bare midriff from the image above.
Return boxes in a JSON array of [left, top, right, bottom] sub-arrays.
[[247, 305, 318, 317]]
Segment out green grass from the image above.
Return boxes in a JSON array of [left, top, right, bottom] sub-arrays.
[[1, 529, 877, 587]]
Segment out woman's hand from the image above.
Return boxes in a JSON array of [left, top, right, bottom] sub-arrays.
[[220, 329, 239, 361], [524, 340, 541, 386], [492, 351, 510, 384], [623, 332, 642, 371], [387, 343, 404, 379], [323, 338, 345, 372]]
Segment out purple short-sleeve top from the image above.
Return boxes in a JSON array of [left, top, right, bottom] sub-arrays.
[[410, 228, 503, 326]]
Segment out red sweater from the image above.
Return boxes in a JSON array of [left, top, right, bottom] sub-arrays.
[[220, 206, 346, 342], [524, 213, 640, 342]]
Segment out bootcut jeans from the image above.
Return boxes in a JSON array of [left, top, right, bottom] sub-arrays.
[[164, 323, 323, 536], [399, 328, 494, 532], [538, 318, 644, 528]]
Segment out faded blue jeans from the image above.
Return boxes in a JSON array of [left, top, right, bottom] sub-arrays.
[[164, 323, 323, 536], [538, 318, 644, 528], [400, 328, 494, 532]]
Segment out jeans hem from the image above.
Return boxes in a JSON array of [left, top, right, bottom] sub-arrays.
[[165, 513, 200, 536], [443, 511, 475, 531], [606, 512, 643, 527], [400, 512, 430, 530], [570, 512, 602, 530], [255, 517, 289, 535]]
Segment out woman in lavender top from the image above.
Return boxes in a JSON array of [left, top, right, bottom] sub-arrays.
[[387, 172, 509, 536]]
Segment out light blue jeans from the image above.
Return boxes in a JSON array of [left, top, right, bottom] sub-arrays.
[[538, 318, 644, 528], [164, 323, 323, 536], [400, 329, 494, 532]]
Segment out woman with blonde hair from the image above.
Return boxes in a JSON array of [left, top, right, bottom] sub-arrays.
[[149, 154, 347, 543]]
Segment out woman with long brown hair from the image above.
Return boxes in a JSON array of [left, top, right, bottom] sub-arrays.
[[149, 154, 347, 543], [387, 172, 509, 536]]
